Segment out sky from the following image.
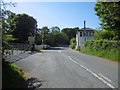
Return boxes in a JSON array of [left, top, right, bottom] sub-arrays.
[[6, 2, 100, 30]]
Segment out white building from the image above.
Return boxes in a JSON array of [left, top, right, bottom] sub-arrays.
[[76, 21, 94, 49]]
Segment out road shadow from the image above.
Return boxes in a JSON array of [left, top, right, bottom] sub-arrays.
[[2, 61, 43, 89], [24, 77, 44, 89], [47, 47, 67, 50]]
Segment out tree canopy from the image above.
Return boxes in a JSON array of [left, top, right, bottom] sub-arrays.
[[93, 30, 115, 40], [35, 26, 69, 46], [94, 2, 120, 40], [12, 14, 37, 42], [51, 26, 60, 34], [61, 27, 79, 40], [2, 10, 16, 33]]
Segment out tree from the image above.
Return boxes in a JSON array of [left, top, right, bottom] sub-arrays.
[[41, 26, 49, 44], [1, 1, 28, 89], [94, 2, 120, 40], [2, 10, 16, 33], [53, 32, 69, 46], [41, 26, 49, 34], [12, 14, 37, 42], [94, 30, 114, 40], [46, 33, 55, 46], [61, 27, 79, 40], [51, 26, 60, 34], [35, 33, 42, 45], [1, 1, 16, 54]]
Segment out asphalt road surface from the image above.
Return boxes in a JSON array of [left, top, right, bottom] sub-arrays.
[[14, 47, 118, 88]]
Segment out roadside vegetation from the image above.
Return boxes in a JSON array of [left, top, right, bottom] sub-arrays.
[[69, 38, 76, 49], [69, 2, 120, 62], [35, 26, 70, 47], [80, 2, 120, 62], [2, 60, 26, 88], [2, 1, 28, 88], [1, 1, 120, 88], [81, 40, 120, 62]]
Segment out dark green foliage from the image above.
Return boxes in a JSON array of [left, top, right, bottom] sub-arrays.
[[51, 26, 60, 33], [1, 1, 27, 88], [36, 26, 69, 46], [54, 32, 69, 46], [41, 26, 49, 44], [61, 27, 79, 40], [2, 60, 26, 88], [46, 33, 55, 46], [12, 14, 37, 42], [46, 32, 69, 46], [83, 40, 120, 61], [35, 34, 42, 45]]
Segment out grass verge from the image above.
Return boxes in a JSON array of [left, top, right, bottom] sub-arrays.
[[2, 59, 27, 88], [80, 47, 119, 62]]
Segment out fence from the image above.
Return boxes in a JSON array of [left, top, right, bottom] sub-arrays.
[[3, 43, 31, 62]]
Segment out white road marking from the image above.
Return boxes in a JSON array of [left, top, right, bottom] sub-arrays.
[[66, 55, 115, 88], [58, 50, 61, 53], [98, 73, 112, 83]]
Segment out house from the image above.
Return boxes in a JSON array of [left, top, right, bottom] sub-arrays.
[[76, 21, 94, 49]]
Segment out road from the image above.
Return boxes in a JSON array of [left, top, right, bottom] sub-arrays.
[[14, 47, 118, 88]]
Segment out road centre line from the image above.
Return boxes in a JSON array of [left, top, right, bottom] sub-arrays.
[[62, 54, 115, 88]]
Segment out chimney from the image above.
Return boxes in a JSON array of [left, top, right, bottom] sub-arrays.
[[84, 21, 86, 29]]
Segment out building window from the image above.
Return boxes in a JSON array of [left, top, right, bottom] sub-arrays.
[[80, 32, 82, 37], [83, 32, 85, 37], [91, 32, 94, 36], [89, 32, 91, 36], [86, 32, 88, 37]]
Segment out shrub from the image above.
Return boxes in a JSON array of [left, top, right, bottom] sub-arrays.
[[81, 40, 120, 61], [69, 38, 76, 49]]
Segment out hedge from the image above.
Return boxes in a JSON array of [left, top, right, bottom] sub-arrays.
[[82, 40, 120, 61]]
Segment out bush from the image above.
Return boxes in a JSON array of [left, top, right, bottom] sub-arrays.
[[69, 38, 76, 49], [81, 40, 120, 61]]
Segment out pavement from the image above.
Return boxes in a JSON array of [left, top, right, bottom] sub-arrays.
[[13, 47, 118, 88], [5, 50, 36, 63]]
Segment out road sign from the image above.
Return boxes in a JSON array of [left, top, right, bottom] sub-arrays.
[[28, 36, 35, 45]]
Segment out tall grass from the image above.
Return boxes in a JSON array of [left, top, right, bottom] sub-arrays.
[[80, 40, 120, 62]]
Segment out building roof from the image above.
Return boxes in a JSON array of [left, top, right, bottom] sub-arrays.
[[80, 27, 94, 31]]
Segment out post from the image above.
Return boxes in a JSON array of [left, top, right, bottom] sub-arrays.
[[28, 36, 35, 51]]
